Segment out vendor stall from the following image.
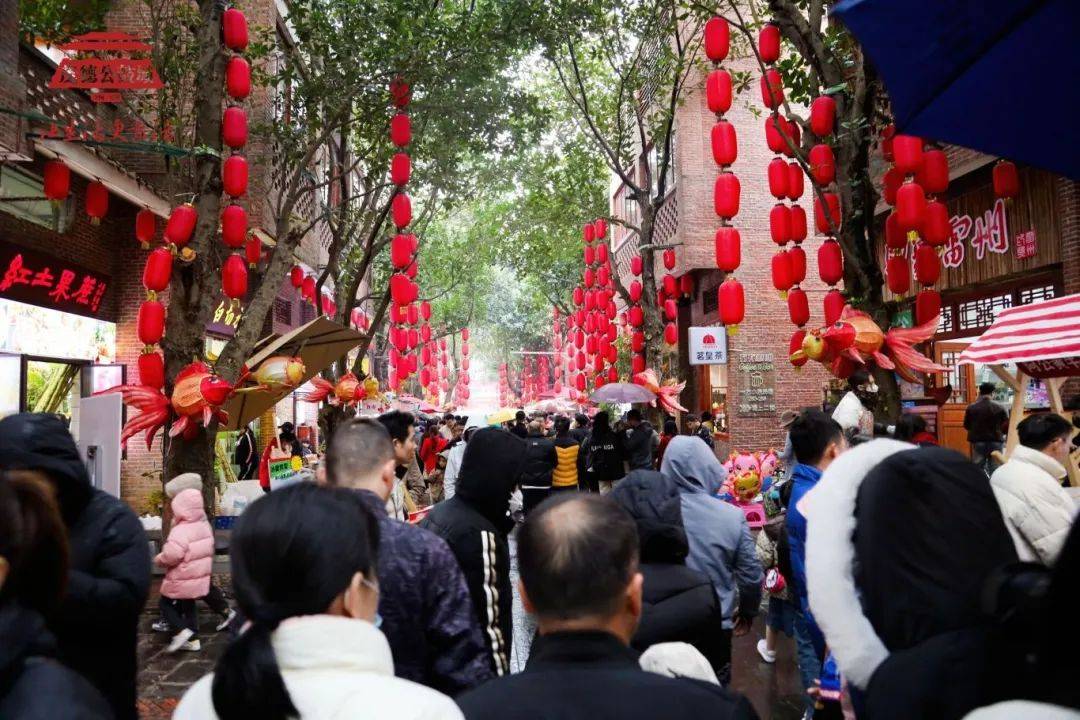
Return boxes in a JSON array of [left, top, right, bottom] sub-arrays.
[[958, 293, 1080, 486]]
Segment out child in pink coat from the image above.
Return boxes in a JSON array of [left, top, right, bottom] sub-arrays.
[[155, 488, 215, 652]]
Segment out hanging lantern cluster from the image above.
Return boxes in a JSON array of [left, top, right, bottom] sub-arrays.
[[552, 307, 565, 396], [568, 218, 617, 399], [805, 91, 844, 333], [705, 16, 744, 334], [453, 328, 471, 403], [220, 6, 253, 308]]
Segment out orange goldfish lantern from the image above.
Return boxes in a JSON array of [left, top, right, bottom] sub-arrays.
[[241, 355, 306, 392], [632, 368, 688, 415], [302, 372, 368, 407], [99, 361, 235, 448], [792, 305, 946, 381]]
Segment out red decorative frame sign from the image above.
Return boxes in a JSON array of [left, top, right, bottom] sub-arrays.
[[0, 241, 110, 319], [48, 32, 163, 104]]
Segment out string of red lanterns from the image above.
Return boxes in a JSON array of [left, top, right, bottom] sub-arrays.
[[220, 6, 251, 310]]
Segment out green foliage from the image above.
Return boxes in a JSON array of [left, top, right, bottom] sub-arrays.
[[18, 0, 110, 43]]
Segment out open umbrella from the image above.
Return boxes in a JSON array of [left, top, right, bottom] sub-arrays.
[[486, 407, 519, 425], [833, 0, 1079, 179], [590, 382, 656, 405], [222, 316, 366, 430]]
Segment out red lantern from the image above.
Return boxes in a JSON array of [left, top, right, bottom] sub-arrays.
[[573, 287, 585, 306], [917, 149, 949, 195], [626, 280, 641, 303], [664, 298, 677, 321], [817, 239, 844, 285], [575, 373, 586, 392], [896, 181, 926, 232], [814, 192, 841, 234], [138, 351, 165, 390], [421, 324, 432, 342], [628, 306, 644, 327], [392, 193, 412, 229], [632, 355, 646, 374], [222, 7, 249, 50], [301, 275, 316, 302], [787, 287, 809, 327], [914, 242, 940, 286], [406, 261, 418, 279], [137, 300, 165, 345], [758, 23, 781, 63], [718, 278, 744, 329], [594, 218, 608, 239], [767, 157, 789, 199], [663, 249, 676, 270], [407, 304, 419, 326], [390, 113, 411, 147], [143, 247, 173, 293], [789, 329, 808, 368], [714, 227, 740, 271], [922, 201, 950, 246], [222, 106, 248, 149], [630, 331, 645, 353], [290, 266, 304, 288], [892, 135, 923, 175], [883, 166, 903, 206], [607, 365, 618, 383], [85, 181, 108, 225], [679, 274, 694, 297], [583, 268, 595, 288], [810, 95, 836, 138], [711, 120, 737, 166], [225, 56, 251, 100], [769, 204, 791, 245], [135, 208, 156, 248], [221, 203, 247, 247], [391, 234, 413, 269], [781, 120, 801, 159], [765, 115, 785, 154], [43, 160, 70, 201], [420, 300, 432, 321], [222, 154, 248, 198], [886, 253, 910, 295], [789, 205, 808, 243], [582, 223, 596, 243], [885, 211, 905, 250], [390, 273, 412, 305], [786, 162, 804, 200], [706, 69, 732, 114], [664, 322, 678, 345], [788, 245, 807, 284], [631, 256, 643, 276], [823, 289, 845, 326], [714, 172, 740, 219], [245, 234, 261, 267], [597, 244, 609, 264], [662, 273, 677, 297], [915, 289, 941, 326], [809, 144, 835, 185], [391, 153, 411, 186], [390, 77, 410, 108], [584, 245, 596, 266], [760, 69, 784, 109], [771, 251, 793, 294], [163, 204, 196, 247], [704, 16, 730, 62], [222, 254, 248, 299], [993, 160, 1019, 199]]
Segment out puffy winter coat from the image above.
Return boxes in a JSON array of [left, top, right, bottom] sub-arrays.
[[175, 614, 464, 720], [623, 421, 658, 471], [156, 488, 214, 600], [579, 428, 624, 483], [990, 445, 1078, 565], [421, 428, 526, 677], [0, 412, 150, 720], [519, 434, 556, 514]]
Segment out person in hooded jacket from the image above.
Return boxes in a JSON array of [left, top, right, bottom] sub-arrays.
[[0, 413, 150, 720], [421, 428, 527, 677], [578, 411, 624, 493], [611, 470, 728, 678], [520, 421, 557, 515], [0, 471, 114, 720], [660, 436, 762, 684], [155, 488, 215, 653]]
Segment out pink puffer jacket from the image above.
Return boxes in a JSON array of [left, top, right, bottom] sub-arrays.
[[155, 488, 214, 599]]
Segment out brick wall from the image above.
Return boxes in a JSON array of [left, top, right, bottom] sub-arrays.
[[672, 54, 831, 454], [0, 0, 27, 160]]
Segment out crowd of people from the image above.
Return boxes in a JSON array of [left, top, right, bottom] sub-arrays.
[[0, 395, 1076, 719]]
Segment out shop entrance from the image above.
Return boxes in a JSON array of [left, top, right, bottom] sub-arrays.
[[935, 341, 974, 456], [0, 352, 124, 427]]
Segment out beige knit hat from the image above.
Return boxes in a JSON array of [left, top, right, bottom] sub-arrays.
[[164, 472, 202, 498]]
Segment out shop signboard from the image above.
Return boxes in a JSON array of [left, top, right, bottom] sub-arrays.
[[207, 296, 244, 337], [688, 326, 728, 365], [0, 241, 109, 319], [736, 352, 777, 417]]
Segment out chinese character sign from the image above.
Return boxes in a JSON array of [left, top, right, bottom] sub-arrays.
[[49, 32, 163, 104], [736, 352, 777, 417], [688, 326, 729, 365], [0, 241, 110, 319], [1015, 230, 1037, 260]]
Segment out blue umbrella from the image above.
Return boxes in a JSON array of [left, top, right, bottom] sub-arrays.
[[832, 0, 1079, 179]]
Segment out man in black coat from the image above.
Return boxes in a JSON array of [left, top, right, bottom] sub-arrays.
[[611, 470, 729, 679], [519, 421, 556, 516], [421, 428, 526, 677], [456, 493, 759, 720], [0, 413, 151, 720], [326, 417, 493, 695], [622, 409, 658, 471], [963, 382, 1008, 471]]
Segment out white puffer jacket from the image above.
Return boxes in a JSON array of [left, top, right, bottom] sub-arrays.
[[175, 614, 463, 720], [990, 445, 1078, 566]]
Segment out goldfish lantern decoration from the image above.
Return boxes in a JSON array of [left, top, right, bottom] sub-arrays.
[[793, 304, 946, 381], [632, 368, 687, 415], [241, 356, 306, 392], [98, 361, 236, 448]]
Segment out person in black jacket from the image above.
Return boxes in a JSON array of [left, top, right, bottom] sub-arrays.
[[421, 428, 526, 677], [519, 422, 557, 515], [455, 493, 759, 720], [326, 417, 494, 694], [578, 411, 624, 493], [0, 413, 150, 720], [622, 409, 658, 472], [233, 425, 258, 479], [0, 471, 114, 720], [611, 470, 728, 677], [569, 413, 590, 444]]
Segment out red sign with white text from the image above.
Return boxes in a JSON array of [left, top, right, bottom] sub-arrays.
[[49, 32, 163, 104], [0, 241, 110, 319]]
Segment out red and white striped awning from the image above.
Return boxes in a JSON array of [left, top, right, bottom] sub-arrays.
[[958, 293, 1080, 366]]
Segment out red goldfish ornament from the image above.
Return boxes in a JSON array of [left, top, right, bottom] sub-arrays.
[[301, 372, 369, 407], [632, 369, 688, 415]]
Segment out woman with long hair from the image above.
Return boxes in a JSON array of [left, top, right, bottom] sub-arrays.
[[578, 411, 625, 493], [175, 483, 462, 720]]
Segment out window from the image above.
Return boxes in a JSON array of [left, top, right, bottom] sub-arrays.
[[0, 166, 73, 232], [702, 282, 719, 315], [1018, 284, 1056, 306], [274, 297, 292, 325], [957, 293, 1011, 332]]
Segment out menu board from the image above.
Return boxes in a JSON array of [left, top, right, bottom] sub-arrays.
[[736, 352, 777, 417]]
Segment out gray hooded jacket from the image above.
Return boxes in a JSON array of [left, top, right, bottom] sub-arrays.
[[660, 436, 762, 628]]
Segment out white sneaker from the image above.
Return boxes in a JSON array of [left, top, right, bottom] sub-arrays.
[[756, 638, 777, 664], [178, 639, 201, 652], [216, 609, 237, 632], [167, 628, 194, 653], [151, 619, 171, 633]]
